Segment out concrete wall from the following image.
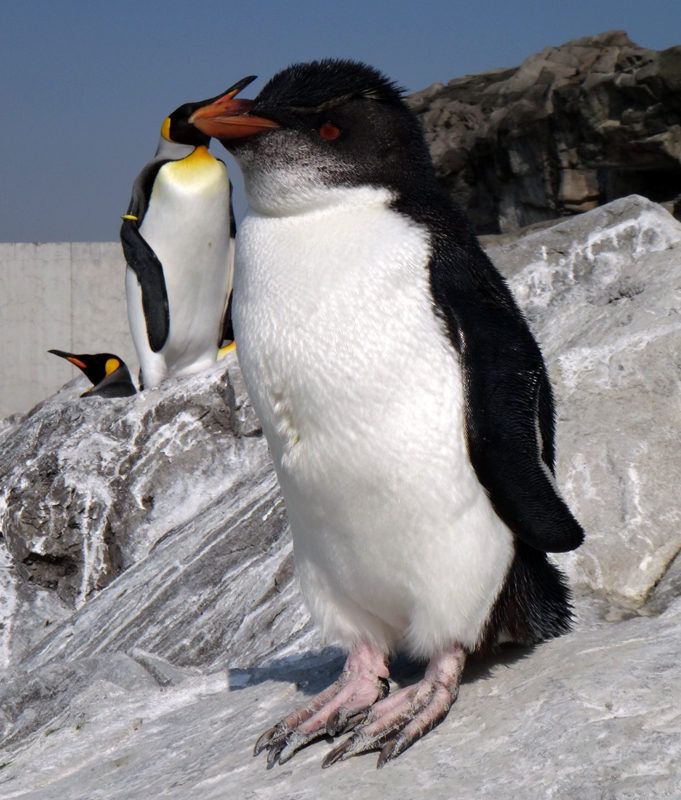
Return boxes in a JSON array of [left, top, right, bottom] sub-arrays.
[[0, 243, 139, 418]]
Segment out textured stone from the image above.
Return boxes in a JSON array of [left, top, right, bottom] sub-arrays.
[[409, 31, 681, 234], [1, 598, 681, 798], [0, 355, 265, 606], [485, 195, 681, 607], [0, 356, 316, 683]]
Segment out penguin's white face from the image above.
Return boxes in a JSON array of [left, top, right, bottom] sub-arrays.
[[228, 122, 394, 217], [191, 60, 438, 217]]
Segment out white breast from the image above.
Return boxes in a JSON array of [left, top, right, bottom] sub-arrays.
[[233, 186, 514, 656], [129, 148, 233, 386]]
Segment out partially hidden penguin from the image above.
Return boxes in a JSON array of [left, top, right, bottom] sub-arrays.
[[120, 76, 256, 388], [48, 350, 136, 398], [190, 60, 585, 769]]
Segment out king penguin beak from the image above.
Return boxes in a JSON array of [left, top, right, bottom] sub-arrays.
[[189, 78, 279, 139]]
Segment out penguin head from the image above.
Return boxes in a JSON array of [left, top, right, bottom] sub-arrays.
[[161, 75, 258, 149], [48, 350, 125, 387], [190, 60, 437, 215]]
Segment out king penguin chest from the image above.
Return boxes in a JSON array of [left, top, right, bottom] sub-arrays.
[[140, 147, 232, 290], [233, 190, 467, 485]]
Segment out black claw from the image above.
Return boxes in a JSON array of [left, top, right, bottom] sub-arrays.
[[321, 737, 354, 769], [377, 677, 390, 700], [266, 737, 287, 766], [327, 707, 371, 737], [342, 710, 368, 734], [376, 739, 398, 769], [326, 708, 344, 737], [253, 725, 278, 757], [278, 730, 327, 765]]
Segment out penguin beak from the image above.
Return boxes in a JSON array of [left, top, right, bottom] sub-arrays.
[[189, 80, 279, 139], [48, 349, 87, 370]]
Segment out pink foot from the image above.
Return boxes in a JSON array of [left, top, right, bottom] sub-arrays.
[[322, 643, 466, 769], [253, 641, 390, 765]]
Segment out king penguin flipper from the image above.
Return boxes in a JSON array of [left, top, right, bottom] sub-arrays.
[[120, 218, 170, 353], [428, 237, 584, 554]]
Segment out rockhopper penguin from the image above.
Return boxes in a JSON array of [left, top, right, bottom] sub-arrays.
[[48, 350, 137, 398], [191, 60, 585, 768], [120, 76, 255, 388]]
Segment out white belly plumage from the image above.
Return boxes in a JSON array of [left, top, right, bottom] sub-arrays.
[[233, 187, 514, 655], [127, 149, 233, 387]]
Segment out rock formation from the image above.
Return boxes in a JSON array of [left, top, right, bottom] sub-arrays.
[[1, 196, 681, 796], [409, 31, 681, 233], [0, 356, 315, 675]]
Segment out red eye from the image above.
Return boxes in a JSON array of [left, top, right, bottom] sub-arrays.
[[319, 123, 341, 140]]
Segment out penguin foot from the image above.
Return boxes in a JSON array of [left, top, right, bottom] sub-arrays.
[[322, 643, 466, 769], [254, 641, 389, 765]]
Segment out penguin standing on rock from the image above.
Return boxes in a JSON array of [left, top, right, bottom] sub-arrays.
[[191, 60, 584, 768], [121, 76, 255, 388], [48, 350, 136, 398]]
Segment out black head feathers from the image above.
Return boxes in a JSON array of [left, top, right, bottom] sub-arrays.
[[255, 59, 405, 114]]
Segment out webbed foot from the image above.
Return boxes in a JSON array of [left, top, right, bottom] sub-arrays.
[[322, 643, 466, 769], [254, 641, 390, 766]]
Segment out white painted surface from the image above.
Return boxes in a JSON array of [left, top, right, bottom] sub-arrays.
[[0, 242, 138, 417]]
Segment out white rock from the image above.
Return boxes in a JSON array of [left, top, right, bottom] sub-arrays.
[[484, 195, 681, 606], [1, 599, 680, 798]]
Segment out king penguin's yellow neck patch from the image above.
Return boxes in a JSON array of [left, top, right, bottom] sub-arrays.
[[105, 358, 120, 376], [161, 117, 172, 141]]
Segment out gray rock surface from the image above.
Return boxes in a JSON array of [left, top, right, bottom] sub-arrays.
[[490, 195, 681, 607], [1, 196, 681, 797], [0, 356, 316, 678], [409, 31, 681, 234], [0, 355, 267, 606], [2, 598, 681, 798]]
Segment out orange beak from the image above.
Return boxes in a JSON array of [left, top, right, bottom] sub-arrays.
[[189, 83, 279, 139]]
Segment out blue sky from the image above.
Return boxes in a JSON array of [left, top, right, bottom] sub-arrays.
[[1, 0, 679, 242]]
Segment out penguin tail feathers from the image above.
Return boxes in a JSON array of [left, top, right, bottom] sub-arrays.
[[477, 542, 574, 654]]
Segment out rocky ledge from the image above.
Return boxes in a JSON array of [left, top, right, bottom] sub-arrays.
[[409, 31, 681, 234], [1, 195, 680, 798]]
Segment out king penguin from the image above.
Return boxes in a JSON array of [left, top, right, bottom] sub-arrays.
[[120, 76, 255, 388], [191, 60, 585, 768], [48, 350, 136, 398]]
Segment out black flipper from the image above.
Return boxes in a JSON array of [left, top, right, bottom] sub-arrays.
[[120, 218, 169, 352], [423, 204, 584, 554], [119, 154, 173, 352]]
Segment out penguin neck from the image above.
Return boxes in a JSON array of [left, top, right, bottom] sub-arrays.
[[243, 166, 395, 218], [153, 136, 197, 161]]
